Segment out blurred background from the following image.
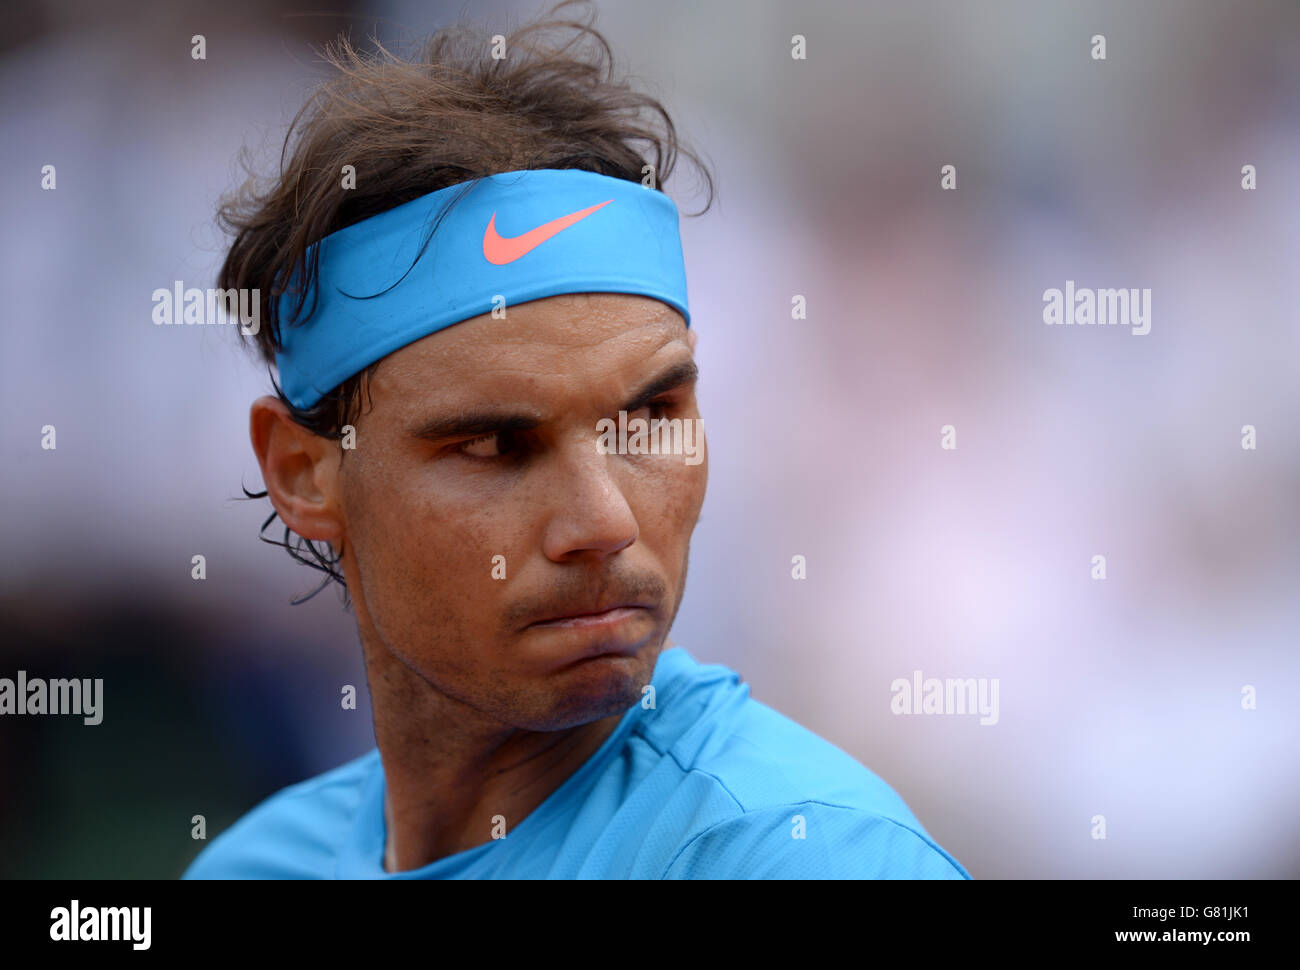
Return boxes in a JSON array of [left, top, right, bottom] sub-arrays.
[[2, 0, 1298, 879]]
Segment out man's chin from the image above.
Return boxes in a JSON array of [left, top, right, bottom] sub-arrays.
[[525, 651, 656, 731]]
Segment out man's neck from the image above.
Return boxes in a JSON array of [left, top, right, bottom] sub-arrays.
[[359, 628, 631, 872], [361, 630, 674, 873], [377, 706, 624, 872]]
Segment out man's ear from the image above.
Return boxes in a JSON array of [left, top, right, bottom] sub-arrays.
[[249, 396, 344, 544]]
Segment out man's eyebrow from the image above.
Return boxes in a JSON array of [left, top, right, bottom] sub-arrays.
[[407, 410, 544, 442], [622, 359, 699, 413], [405, 359, 699, 442]]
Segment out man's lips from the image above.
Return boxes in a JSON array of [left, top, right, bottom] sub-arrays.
[[525, 603, 653, 629]]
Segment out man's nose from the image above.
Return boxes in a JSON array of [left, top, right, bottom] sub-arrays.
[[539, 435, 638, 562]]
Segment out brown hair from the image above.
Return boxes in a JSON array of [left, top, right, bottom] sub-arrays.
[[220, 0, 714, 602]]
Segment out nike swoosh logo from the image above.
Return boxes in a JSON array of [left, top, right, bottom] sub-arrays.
[[482, 199, 613, 265]]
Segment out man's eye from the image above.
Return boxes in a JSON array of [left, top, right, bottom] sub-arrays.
[[458, 432, 505, 458], [629, 400, 674, 423]]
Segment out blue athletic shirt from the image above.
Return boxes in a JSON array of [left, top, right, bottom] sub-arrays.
[[183, 646, 971, 879]]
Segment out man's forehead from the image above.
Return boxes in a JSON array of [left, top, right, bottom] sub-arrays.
[[365, 293, 689, 408]]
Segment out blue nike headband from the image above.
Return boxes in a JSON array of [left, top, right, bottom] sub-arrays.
[[274, 168, 690, 410]]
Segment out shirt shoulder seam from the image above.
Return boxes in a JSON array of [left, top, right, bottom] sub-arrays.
[[628, 725, 748, 813], [655, 799, 961, 879]]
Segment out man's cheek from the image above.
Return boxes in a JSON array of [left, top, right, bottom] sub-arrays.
[[663, 464, 706, 528], [409, 514, 504, 582]]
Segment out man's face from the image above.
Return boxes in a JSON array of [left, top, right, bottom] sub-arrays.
[[335, 292, 706, 731]]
